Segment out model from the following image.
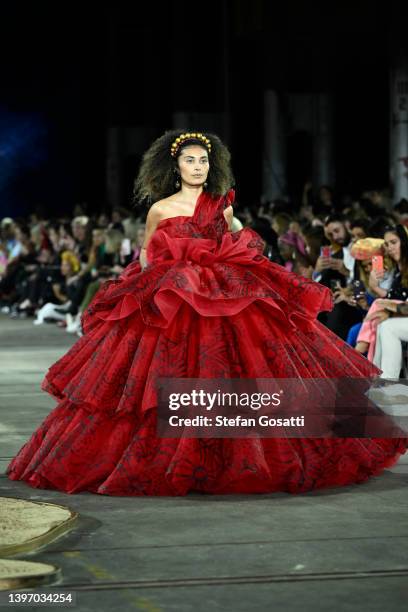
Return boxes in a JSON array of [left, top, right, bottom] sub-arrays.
[[7, 131, 408, 495]]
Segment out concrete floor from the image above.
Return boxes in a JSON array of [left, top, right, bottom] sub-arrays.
[[0, 315, 407, 612]]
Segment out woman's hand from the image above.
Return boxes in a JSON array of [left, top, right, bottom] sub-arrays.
[[111, 264, 124, 274], [66, 275, 79, 286], [333, 287, 357, 306], [375, 299, 398, 313], [333, 288, 347, 304], [368, 269, 387, 297], [368, 268, 384, 286], [365, 309, 390, 322]]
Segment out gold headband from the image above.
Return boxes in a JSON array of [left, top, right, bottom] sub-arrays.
[[170, 132, 211, 157]]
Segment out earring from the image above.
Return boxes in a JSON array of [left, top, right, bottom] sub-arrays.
[[174, 168, 181, 189], [203, 181, 208, 189]]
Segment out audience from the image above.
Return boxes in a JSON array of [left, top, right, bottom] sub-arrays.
[[1, 182, 408, 377]]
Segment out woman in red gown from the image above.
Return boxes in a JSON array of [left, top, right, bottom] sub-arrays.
[[7, 131, 408, 495]]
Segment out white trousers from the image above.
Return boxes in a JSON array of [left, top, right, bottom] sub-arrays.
[[34, 301, 70, 325], [373, 317, 408, 378]]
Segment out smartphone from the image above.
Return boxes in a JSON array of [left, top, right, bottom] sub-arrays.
[[372, 255, 384, 274], [320, 246, 331, 258], [352, 279, 366, 299]]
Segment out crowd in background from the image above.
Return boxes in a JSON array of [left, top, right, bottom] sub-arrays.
[[2, 183, 408, 377], [0, 205, 145, 335]]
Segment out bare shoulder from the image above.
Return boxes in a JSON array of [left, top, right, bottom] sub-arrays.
[[146, 198, 173, 224]]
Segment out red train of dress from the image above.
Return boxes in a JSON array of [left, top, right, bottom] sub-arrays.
[[6, 190, 408, 495]]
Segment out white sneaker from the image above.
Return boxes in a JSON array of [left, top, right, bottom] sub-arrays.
[[66, 313, 81, 333]]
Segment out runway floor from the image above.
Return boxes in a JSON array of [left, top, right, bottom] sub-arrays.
[[1, 315, 407, 611]]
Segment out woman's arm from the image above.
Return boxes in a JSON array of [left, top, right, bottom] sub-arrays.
[[140, 204, 163, 270], [224, 205, 233, 231], [376, 299, 408, 316], [51, 283, 68, 303]]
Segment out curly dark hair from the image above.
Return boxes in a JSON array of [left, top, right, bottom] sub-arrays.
[[133, 130, 234, 205]]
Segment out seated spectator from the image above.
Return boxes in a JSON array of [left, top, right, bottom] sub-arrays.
[[131, 225, 146, 261], [71, 216, 92, 263], [373, 301, 408, 377], [314, 214, 361, 340], [349, 218, 370, 243], [278, 230, 307, 272], [0, 218, 22, 264], [355, 224, 408, 360], [64, 228, 132, 334], [33, 251, 81, 325], [301, 224, 325, 267], [0, 224, 36, 307], [338, 238, 386, 348], [272, 212, 292, 236]]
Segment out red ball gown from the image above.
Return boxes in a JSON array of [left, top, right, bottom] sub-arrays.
[[7, 190, 408, 495]]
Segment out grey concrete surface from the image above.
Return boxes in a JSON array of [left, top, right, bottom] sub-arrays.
[[0, 315, 408, 611]]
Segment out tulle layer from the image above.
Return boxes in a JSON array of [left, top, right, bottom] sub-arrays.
[[7, 300, 407, 495], [80, 228, 334, 333], [7, 393, 406, 496], [40, 299, 381, 418]]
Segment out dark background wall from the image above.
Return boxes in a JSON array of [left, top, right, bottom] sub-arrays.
[[0, 1, 404, 216]]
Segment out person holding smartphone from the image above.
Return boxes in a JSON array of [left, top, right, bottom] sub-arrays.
[[355, 225, 408, 361], [373, 299, 408, 377], [313, 215, 362, 339]]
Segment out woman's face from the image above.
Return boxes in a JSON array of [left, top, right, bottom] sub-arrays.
[[350, 226, 367, 242], [361, 258, 372, 274], [73, 224, 87, 241], [384, 231, 401, 263], [61, 259, 73, 276], [97, 213, 110, 228], [177, 145, 209, 189]]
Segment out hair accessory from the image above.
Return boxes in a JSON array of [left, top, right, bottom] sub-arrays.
[[61, 250, 81, 273], [170, 132, 212, 157], [350, 238, 384, 260]]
